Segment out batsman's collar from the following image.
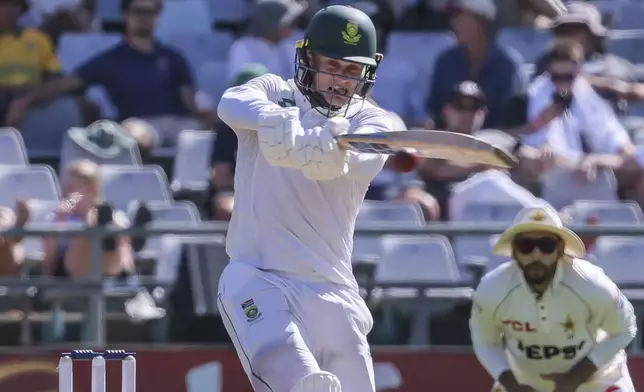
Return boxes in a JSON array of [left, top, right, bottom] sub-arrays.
[[493, 206, 586, 258]]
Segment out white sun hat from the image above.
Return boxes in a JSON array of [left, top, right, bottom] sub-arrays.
[[493, 206, 586, 257]]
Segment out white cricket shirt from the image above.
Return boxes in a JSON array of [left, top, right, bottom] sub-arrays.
[[217, 73, 392, 289], [470, 259, 637, 390]]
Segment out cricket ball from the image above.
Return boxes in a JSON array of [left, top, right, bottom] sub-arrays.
[[391, 150, 420, 173]]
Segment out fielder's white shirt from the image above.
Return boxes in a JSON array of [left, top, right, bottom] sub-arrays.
[[471, 259, 637, 390], [217, 73, 392, 289]]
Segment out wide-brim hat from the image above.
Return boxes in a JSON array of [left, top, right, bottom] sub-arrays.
[[552, 2, 607, 37], [68, 120, 137, 159], [493, 206, 586, 257]]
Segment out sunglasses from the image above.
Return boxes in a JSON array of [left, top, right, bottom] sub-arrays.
[[513, 237, 560, 254], [550, 73, 576, 83]]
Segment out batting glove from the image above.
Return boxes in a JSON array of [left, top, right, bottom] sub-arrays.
[[257, 107, 305, 168], [297, 117, 351, 181]]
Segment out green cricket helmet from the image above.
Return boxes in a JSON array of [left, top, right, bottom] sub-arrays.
[[294, 5, 383, 117]]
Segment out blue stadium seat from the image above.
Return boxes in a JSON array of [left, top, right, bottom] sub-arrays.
[[20, 97, 83, 154], [0, 128, 29, 165], [375, 235, 472, 345], [497, 27, 551, 64], [57, 33, 122, 72], [542, 167, 619, 209], [563, 200, 644, 224], [382, 32, 455, 120], [606, 29, 644, 64], [156, 0, 212, 39], [207, 0, 248, 22], [0, 165, 61, 206], [196, 61, 229, 105], [162, 32, 233, 72], [172, 130, 215, 192], [100, 165, 172, 211], [353, 200, 425, 264]]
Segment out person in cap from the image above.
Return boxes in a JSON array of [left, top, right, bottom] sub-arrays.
[[421, 0, 526, 129], [470, 206, 636, 392], [217, 5, 392, 392], [227, 0, 306, 82], [418, 81, 555, 220]]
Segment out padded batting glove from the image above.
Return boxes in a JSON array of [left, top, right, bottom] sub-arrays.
[[257, 107, 305, 168], [298, 117, 351, 181]]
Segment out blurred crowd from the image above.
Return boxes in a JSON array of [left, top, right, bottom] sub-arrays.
[[1, 0, 644, 346]]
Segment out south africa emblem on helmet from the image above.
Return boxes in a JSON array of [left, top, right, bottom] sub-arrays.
[[241, 298, 261, 322], [342, 22, 361, 46]]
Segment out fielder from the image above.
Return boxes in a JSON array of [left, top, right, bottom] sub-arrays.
[[470, 206, 637, 392], [216, 6, 391, 392]]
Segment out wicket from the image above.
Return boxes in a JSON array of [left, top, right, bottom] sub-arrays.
[[58, 350, 136, 392]]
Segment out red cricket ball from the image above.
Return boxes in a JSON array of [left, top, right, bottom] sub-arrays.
[[391, 150, 420, 173]]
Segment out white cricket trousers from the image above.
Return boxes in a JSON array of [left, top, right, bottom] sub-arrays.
[[217, 262, 375, 392]]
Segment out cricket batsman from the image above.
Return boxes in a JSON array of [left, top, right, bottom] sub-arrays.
[[216, 5, 391, 392], [470, 206, 637, 392]]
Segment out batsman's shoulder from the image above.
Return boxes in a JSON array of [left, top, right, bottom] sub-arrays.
[[351, 103, 396, 133]]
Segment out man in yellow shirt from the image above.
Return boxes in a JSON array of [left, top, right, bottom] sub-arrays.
[[0, 0, 61, 126]]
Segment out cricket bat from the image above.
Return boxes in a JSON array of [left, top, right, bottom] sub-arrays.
[[336, 130, 519, 169]]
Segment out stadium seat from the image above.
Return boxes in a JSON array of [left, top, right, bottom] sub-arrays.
[[57, 33, 122, 72], [541, 167, 619, 210], [100, 165, 172, 211], [382, 32, 455, 120], [156, 0, 212, 39], [451, 202, 521, 276], [172, 130, 216, 192], [23, 200, 60, 262], [591, 237, 644, 297], [59, 129, 142, 180], [207, 0, 248, 22], [163, 32, 234, 72], [197, 61, 229, 105], [127, 200, 201, 260], [606, 29, 644, 64], [563, 200, 644, 224], [20, 97, 83, 154], [0, 128, 28, 165], [497, 27, 552, 64], [0, 165, 61, 206], [375, 235, 472, 345], [353, 200, 425, 264]]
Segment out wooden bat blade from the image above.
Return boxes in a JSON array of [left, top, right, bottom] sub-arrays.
[[336, 130, 519, 168]]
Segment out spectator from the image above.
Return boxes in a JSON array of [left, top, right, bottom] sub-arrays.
[[14, 0, 205, 148], [0, 200, 29, 276], [424, 0, 526, 129], [418, 81, 554, 219], [35, 0, 99, 48], [0, 0, 61, 127], [533, 1, 644, 138], [206, 64, 270, 221], [42, 159, 135, 279], [526, 39, 644, 206], [227, 0, 306, 82]]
